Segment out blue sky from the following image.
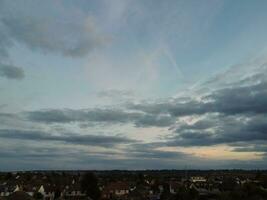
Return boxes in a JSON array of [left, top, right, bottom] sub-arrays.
[[0, 0, 267, 170]]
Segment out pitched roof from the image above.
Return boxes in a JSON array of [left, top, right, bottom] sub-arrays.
[[8, 191, 34, 200], [105, 182, 129, 191]]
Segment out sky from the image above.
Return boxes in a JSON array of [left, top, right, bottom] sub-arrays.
[[0, 0, 267, 170]]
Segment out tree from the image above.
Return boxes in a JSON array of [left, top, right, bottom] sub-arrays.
[[137, 173, 144, 185], [33, 192, 43, 199], [81, 172, 101, 200], [221, 177, 238, 191], [54, 187, 61, 199], [4, 172, 12, 180], [175, 186, 199, 200]]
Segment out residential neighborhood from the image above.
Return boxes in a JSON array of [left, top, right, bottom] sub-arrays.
[[0, 170, 267, 200]]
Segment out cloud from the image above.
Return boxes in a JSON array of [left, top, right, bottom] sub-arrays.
[[26, 109, 141, 123], [122, 60, 267, 150], [0, 129, 200, 170], [0, 1, 108, 81], [97, 89, 135, 98], [1, 137, 266, 170], [1, 56, 267, 169], [135, 114, 175, 127], [25, 108, 174, 127], [0, 23, 11, 59], [127, 59, 267, 117], [96, 89, 136, 103], [18, 60, 267, 149], [202, 59, 267, 89], [0, 104, 7, 110], [208, 82, 267, 115], [233, 144, 267, 153], [128, 81, 267, 117], [0, 64, 25, 80], [125, 143, 189, 160], [0, 0, 106, 58], [0, 147, 63, 159], [0, 129, 137, 147], [168, 113, 267, 147]]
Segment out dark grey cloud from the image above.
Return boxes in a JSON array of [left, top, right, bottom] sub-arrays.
[[1, 140, 267, 170], [0, 129, 137, 147], [127, 59, 267, 118], [126, 63, 267, 151], [125, 143, 189, 160], [135, 114, 175, 127], [26, 109, 140, 123], [25, 108, 174, 127], [26, 109, 76, 123], [128, 81, 267, 116], [0, 148, 63, 159], [208, 82, 267, 115], [0, 144, 123, 170], [123, 66, 267, 149], [128, 100, 210, 117], [1, 57, 267, 169], [0, 135, 199, 170], [166, 113, 267, 147], [22, 71, 267, 149], [233, 144, 267, 153], [0, 64, 25, 80], [10, 56, 266, 131]]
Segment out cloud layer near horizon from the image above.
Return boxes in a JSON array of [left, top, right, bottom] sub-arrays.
[[1, 58, 267, 170]]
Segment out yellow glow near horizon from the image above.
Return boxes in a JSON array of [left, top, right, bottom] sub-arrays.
[[157, 145, 262, 161]]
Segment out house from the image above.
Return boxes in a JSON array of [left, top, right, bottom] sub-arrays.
[[128, 185, 150, 200], [8, 191, 34, 200], [148, 193, 160, 200], [0, 183, 17, 197], [190, 182, 221, 198], [101, 182, 129, 199], [22, 184, 38, 197], [190, 176, 207, 183], [38, 184, 56, 200], [128, 190, 143, 200], [62, 184, 86, 199], [169, 181, 182, 194]]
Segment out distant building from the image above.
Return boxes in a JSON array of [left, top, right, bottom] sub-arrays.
[[102, 181, 129, 199], [190, 176, 207, 183]]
